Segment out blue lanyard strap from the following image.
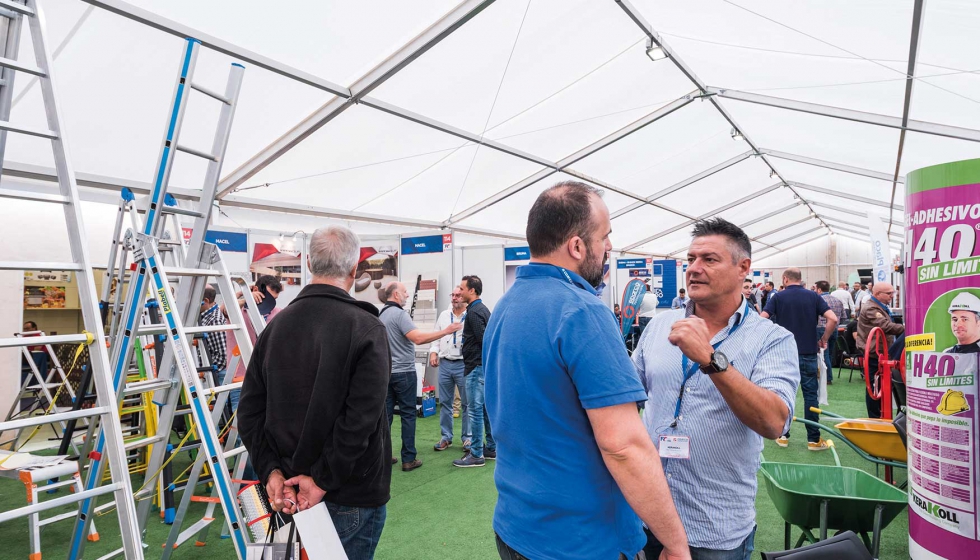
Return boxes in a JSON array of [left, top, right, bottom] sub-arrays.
[[452, 311, 465, 344], [870, 296, 893, 319], [671, 300, 749, 427]]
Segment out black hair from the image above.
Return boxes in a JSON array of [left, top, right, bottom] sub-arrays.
[[24, 320, 37, 330], [765, 281, 775, 288], [462, 275, 483, 297], [202, 285, 217, 303], [816, 280, 831, 292], [526, 181, 601, 257], [691, 217, 752, 263], [255, 274, 283, 293]]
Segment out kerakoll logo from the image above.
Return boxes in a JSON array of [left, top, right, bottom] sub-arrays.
[[912, 492, 960, 525]]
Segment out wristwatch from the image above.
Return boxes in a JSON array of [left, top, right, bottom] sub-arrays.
[[700, 351, 730, 374]]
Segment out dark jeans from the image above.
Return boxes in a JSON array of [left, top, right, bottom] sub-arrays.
[[496, 534, 646, 560], [783, 354, 820, 442], [645, 526, 755, 560], [386, 369, 417, 463], [325, 501, 386, 560]]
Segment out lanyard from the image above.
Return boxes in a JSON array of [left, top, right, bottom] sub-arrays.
[[670, 300, 749, 428], [452, 311, 465, 345], [870, 296, 893, 319]]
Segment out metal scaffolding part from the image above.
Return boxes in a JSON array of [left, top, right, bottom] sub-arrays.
[[758, 148, 903, 184], [787, 181, 905, 212], [807, 200, 905, 228]]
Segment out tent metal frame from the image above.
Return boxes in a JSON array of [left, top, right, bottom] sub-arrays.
[[56, 0, 963, 260]]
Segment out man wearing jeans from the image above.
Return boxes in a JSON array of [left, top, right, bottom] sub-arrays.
[[198, 285, 232, 407], [453, 275, 495, 468], [815, 281, 844, 384], [239, 226, 392, 560], [380, 282, 462, 472], [762, 268, 837, 451], [431, 287, 471, 452]]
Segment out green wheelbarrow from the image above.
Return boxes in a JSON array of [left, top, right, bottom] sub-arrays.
[[760, 441, 907, 559]]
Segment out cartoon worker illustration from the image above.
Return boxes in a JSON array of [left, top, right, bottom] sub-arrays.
[[944, 292, 980, 354]]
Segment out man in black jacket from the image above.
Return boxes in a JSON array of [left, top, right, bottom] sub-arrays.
[[453, 275, 496, 468], [239, 225, 391, 560]]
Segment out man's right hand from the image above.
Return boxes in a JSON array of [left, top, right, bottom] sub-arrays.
[[429, 353, 439, 367], [265, 469, 298, 515], [445, 322, 463, 334], [660, 549, 692, 560]]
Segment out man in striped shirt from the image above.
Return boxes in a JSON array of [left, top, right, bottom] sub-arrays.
[[633, 218, 799, 559]]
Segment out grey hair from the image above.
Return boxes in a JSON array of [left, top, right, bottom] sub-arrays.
[[308, 226, 360, 279]]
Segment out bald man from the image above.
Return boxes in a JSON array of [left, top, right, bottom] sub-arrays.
[[856, 282, 905, 418]]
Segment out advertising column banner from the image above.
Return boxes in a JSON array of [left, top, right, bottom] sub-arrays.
[[906, 158, 980, 559]]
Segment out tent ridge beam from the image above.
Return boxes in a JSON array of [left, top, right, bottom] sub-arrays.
[[787, 181, 906, 212], [443, 93, 697, 226], [705, 86, 980, 144], [609, 149, 755, 220], [212, 0, 496, 198], [620, 181, 781, 251], [807, 200, 904, 227], [664, 201, 805, 256], [758, 148, 903, 184]]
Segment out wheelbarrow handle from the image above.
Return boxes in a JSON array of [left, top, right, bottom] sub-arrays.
[[826, 439, 841, 467], [809, 406, 845, 419], [793, 417, 908, 470]]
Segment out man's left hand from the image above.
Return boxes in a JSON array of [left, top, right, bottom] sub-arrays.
[[283, 474, 326, 511], [668, 316, 714, 366], [818, 338, 828, 350]]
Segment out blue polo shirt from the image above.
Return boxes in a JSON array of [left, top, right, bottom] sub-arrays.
[[763, 284, 829, 354], [485, 263, 647, 560]]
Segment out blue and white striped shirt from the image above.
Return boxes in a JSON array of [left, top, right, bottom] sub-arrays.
[[632, 298, 800, 549]]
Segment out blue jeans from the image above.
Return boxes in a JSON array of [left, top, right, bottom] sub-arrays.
[[816, 327, 837, 382], [386, 369, 417, 463], [438, 358, 470, 443], [325, 501, 386, 560], [645, 526, 755, 560], [783, 354, 820, 442], [465, 365, 495, 459]]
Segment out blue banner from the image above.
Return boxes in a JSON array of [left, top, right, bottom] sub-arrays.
[[620, 279, 646, 339], [401, 235, 445, 255], [617, 258, 648, 269], [205, 230, 247, 253], [654, 259, 678, 308], [504, 246, 531, 261]]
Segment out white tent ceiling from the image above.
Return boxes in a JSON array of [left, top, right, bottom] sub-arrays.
[[8, 0, 980, 257]]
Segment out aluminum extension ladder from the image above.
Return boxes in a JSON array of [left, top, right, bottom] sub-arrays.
[[0, 1, 145, 558], [68, 37, 254, 560]]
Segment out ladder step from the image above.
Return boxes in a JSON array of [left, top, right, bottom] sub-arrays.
[[174, 143, 218, 162], [0, 406, 110, 432], [137, 323, 239, 336], [38, 509, 81, 527], [0, 119, 57, 140], [0, 333, 90, 349], [0, 260, 82, 272], [163, 266, 220, 277], [161, 205, 203, 218], [190, 81, 231, 105], [0, 187, 69, 204], [223, 446, 247, 460], [0, 482, 121, 524], [95, 547, 126, 560], [123, 378, 173, 396], [124, 434, 166, 451], [26, 382, 62, 390], [0, 54, 44, 77], [0, 0, 33, 16]]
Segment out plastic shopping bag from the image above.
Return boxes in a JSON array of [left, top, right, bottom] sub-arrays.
[[817, 349, 829, 405]]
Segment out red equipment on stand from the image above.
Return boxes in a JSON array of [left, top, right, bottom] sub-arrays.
[[863, 326, 907, 484]]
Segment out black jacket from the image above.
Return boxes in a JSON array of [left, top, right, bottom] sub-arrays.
[[238, 284, 392, 508], [462, 299, 491, 374]]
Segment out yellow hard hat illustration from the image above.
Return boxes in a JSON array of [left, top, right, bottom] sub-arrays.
[[937, 389, 970, 416]]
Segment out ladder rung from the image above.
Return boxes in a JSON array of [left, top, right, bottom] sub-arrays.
[[190, 81, 231, 105], [164, 266, 219, 277], [0, 333, 90, 348], [136, 323, 239, 336], [0, 482, 121, 524], [174, 143, 217, 162], [161, 205, 203, 218], [0, 54, 44, 77], [95, 546, 126, 560], [0, 406, 109, 432], [124, 434, 166, 451], [0, 119, 57, 140], [38, 509, 81, 527], [37, 478, 79, 494], [0, 187, 69, 204], [26, 383, 61, 390], [0, 260, 82, 272], [205, 381, 242, 396], [123, 378, 173, 396], [0, 0, 33, 16], [223, 446, 247, 460]]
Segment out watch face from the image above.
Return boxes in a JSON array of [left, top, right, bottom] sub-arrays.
[[713, 351, 730, 371]]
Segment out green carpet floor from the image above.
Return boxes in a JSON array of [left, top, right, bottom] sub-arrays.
[[0, 368, 910, 559]]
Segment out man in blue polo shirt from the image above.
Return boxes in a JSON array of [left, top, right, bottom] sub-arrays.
[[485, 181, 689, 560], [762, 268, 838, 450]]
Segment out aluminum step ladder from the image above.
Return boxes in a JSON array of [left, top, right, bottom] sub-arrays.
[[68, 37, 252, 560], [0, 1, 144, 558]]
